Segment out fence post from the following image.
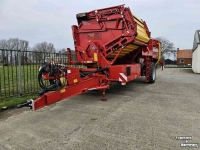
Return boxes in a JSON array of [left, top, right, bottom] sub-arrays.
[[61, 52, 64, 64], [18, 50, 22, 96]]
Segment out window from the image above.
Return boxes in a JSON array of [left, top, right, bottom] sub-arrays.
[[180, 59, 184, 63]]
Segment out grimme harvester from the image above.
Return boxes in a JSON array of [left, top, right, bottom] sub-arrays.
[[17, 4, 161, 110]]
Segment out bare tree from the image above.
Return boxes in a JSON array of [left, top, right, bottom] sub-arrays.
[[0, 38, 30, 65], [0, 39, 7, 49], [59, 48, 66, 53], [155, 37, 177, 60], [0, 38, 29, 50], [32, 42, 56, 64], [32, 42, 56, 53]]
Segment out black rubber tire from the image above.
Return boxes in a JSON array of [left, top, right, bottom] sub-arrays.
[[148, 62, 156, 84]]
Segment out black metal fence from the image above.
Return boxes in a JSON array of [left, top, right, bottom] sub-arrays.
[[0, 49, 76, 99]]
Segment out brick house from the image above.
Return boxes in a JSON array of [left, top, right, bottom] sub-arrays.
[[177, 49, 192, 65]]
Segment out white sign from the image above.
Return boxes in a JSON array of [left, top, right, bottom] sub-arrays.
[[176, 136, 199, 148]]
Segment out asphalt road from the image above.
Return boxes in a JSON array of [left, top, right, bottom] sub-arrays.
[[0, 68, 200, 150]]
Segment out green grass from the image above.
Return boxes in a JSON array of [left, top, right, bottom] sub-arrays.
[[0, 63, 86, 110], [0, 64, 46, 110], [0, 64, 84, 99], [0, 93, 38, 110], [0, 64, 40, 99]]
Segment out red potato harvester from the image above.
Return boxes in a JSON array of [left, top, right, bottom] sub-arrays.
[[17, 4, 161, 110]]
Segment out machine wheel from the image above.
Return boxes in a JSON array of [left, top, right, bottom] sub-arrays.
[[148, 62, 156, 84]]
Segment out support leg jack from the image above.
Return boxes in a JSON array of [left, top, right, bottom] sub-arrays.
[[101, 90, 107, 101]]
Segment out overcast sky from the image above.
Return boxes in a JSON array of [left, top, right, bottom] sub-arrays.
[[0, 0, 199, 50]]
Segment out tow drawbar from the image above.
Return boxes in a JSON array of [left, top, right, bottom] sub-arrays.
[[17, 99, 34, 109]]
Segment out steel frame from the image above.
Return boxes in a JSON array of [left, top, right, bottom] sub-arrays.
[[20, 4, 161, 110]]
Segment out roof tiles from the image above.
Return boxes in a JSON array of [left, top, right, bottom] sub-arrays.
[[177, 49, 192, 58]]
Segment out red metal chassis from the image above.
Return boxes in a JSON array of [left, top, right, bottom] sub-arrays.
[[32, 4, 160, 110]]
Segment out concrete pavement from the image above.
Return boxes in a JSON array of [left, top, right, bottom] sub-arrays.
[[0, 68, 200, 150]]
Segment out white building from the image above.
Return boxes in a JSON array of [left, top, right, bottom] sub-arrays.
[[192, 30, 200, 73]]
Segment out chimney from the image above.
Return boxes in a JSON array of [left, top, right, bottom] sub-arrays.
[[177, 48, 179, 51]]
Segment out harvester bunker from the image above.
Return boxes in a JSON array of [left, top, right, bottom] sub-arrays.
[[17, 4, 161, 110]]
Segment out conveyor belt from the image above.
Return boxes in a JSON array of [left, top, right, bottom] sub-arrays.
[[107, 14, 150, 58]]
